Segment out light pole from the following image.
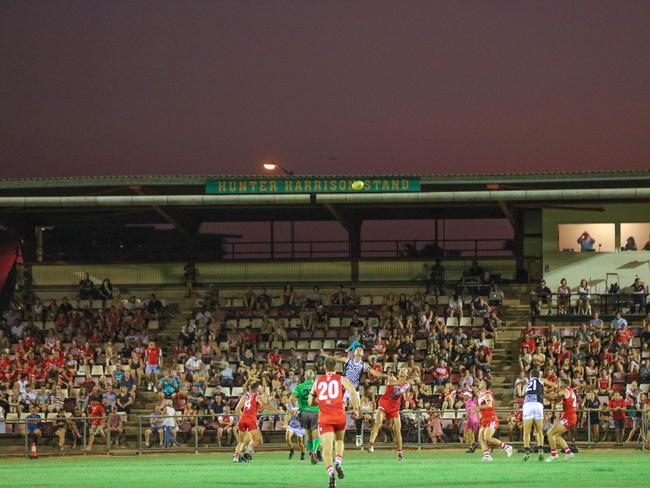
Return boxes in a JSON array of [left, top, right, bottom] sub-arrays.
[[262, 160, 296, 257]]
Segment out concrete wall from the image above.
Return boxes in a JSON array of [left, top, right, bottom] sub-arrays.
[[543, 204, 650, 291]]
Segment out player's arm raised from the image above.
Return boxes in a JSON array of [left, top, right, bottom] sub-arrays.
[[341, 377, 361, 417], [321, 353, 347, 364]]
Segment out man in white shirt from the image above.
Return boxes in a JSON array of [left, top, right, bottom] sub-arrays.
[[184, 353, 204, 377]]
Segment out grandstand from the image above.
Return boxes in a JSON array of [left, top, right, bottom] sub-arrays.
[[0, 170, 649, 456]]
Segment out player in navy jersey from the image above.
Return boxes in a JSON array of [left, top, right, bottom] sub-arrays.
[[323, 345, 381, 447], [521, 369, 545, 461]]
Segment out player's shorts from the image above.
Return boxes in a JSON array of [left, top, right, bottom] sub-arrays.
[[300, 410, 319, 432], [287, 425, 305, 437], [378, 403, 400, 420], [559, 416, 577, 430], [238, 417, 259, 432], [318, 421, 347, 435], [480, 417, 498, 430], [522, 401, 544, 421], [464, 419, 479, 431], [343, 385, 360, 402], [145, 364, 160, 375]]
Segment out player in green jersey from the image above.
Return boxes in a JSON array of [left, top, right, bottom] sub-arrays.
[[292, 369, 322, 464]]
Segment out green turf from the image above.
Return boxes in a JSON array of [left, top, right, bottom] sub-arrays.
[[1, 450, 649, 488]]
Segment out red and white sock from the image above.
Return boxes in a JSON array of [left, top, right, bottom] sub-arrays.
[[551, 449, 557, 457], [327, 465, 335, 476], [499, 443, 506, 449], [248, 441, 254, 452], [335, 455, 343, 465], [564, 447, 572, 454], [483, 450, 490, 456], [397, 449, 403, 456]]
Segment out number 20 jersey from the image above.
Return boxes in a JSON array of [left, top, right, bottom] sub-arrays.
[[314, 373, 346, 425]]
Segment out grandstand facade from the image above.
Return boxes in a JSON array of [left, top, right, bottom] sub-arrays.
[[0, 170, 648, 455]]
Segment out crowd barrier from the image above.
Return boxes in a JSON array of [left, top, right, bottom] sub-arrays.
[[1, 407, 647, 457]]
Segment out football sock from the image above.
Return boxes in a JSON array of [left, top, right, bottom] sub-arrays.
[[313, 437, 321, 452], [335, 455, 342, 465], [564, 447, 572, 454], [397, 449, 403, 456], [355, 420, 362, 435], [551, 449, 557, 456], [327, 465, 335, 476], [483, 450, 490, 456], [500, 443, 506, 449], [306, 440, 313, 452]]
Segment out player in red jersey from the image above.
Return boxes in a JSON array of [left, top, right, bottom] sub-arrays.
[[542, 377, 579, 462], [367, 367, 418, 461], [232, 382, 281, 463], [309, 357, 360, 488], [477, 379, 513, 461]]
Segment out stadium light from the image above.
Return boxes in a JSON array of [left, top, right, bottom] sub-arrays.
[[261, 160, 294, 176]]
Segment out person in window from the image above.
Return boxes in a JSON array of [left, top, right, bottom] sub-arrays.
[[644, 233, 650, 251], [577, 231, 595, 252], [623, 236, 637, 251]]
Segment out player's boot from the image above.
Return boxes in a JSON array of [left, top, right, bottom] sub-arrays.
[[289, 448, 295, 459], [545, 455, 559, 462], [335, 463, 345, 479], [328, 473, 337, 488], [355, 435, 363, 447], [481, 455, 494, 462], [522, 448, 530, 461], [537, 448, 545, 461], [504, 445, 513, 458], [397, 453, 405, 462], [563, 452, 575, 461], [232, 454, 239, 463], [310, 451, 319, 464], [368, 443, 375, 453], [242, 452, 253, 462], [465, 443, 478, 453]]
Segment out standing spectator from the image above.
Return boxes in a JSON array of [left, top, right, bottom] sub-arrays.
[[183, 262, 197, 297], [281, 283, 295, 307], [577, 231, 595, 252], [86, 400, 106, 451], [78, 273, 95, 300], [256, 287, 272, 311], [330, 285, 347, 305], [428, 259, 445, 295], [145, 341, 163, 391], [583, 391, 601, 444], [97, 278, 113, 301], [447, 294, 463, 320], [609, 391, 627, 445], [162, 400, 180, 448]]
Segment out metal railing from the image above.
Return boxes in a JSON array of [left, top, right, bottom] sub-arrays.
[[1, 407, 647, 457], [530, 292, 648, 316]]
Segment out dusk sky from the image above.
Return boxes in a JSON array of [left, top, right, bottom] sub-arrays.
[[2, 1, 649, 180]]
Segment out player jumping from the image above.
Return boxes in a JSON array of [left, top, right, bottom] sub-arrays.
[[323, 344, 369, 447], [542, 377, 578, 462], [292, 369, 322, 464], [477, 379, 513, 462], [522, 369, 545, 461], [233, 382, 281, 463], [367, 367, 418, 461], [309, 357, 361, 488]]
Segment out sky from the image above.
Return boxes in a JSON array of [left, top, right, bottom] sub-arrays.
[[1, 0, 649, 180]]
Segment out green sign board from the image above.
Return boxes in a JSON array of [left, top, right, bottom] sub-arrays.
[[205, 177, 420, 194]]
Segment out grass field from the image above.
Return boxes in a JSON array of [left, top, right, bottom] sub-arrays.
[[1, 450, 649, 488]]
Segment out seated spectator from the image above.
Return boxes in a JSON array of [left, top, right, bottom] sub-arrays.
[[556, 278, 572, 315], [146, 293, 164, 319], [185, 352, 205, 380], [610, 311, 628, 331], [466, 260, 487, 283], [361, 324, 377, 349], [243, 287, 256, 310], [447, 294, 463, 319], [203, 285, 220, 309], [433, 360, 449, 385], [281, 283, 295, 307], [427, 258, 445, 295], [256, 287, 272, 310], [488, 284, 504, 307], [158, 370, 181, 401], [116, 385, 134, 413], [630, 278, 647, 313], [347, 287, 359, 306], [578, 278, 592, 315], [470, 295, 489, 319], [98, 279, 114, 301], [194, 305, 212, 330], [305, 286, 323, 308], [623, 236, 637, 251], [330, 285, 347, 306], [219, 363, 234, 388]]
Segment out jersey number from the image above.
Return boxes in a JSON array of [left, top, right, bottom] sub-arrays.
[[244, 399, 252, 410], [317, 380, 340, 401], [525, 380, 537, 394]]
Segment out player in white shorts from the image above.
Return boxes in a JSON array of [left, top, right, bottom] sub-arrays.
[[522, 369, 545, 461]]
